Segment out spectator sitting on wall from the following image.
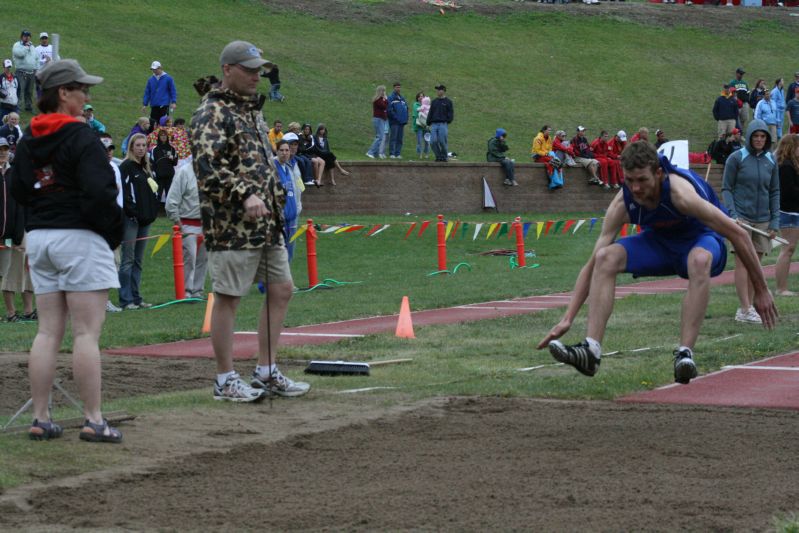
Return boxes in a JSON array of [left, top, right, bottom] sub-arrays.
[[654, 129, 669, 148], [570, 126, 602, 185], [487, 128, 517, 187], [630, 127, 650, 144]]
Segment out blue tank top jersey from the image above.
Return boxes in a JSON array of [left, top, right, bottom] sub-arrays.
[[622, 155, 727, 240]]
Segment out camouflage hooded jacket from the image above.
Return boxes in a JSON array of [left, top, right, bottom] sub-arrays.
[[190, 85, 285, 251]]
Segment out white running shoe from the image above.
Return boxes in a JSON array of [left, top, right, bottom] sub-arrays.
[[734, 307, 762, 324], [106, 301, 122, 313], [251, 368, 311, 397], [214, 375, 268, 403]]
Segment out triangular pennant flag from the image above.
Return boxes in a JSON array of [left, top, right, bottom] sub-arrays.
[[322, 225, 341, 233], [404, 222, 417, 240], [150, 233, 171, 257], [369, 224, 390, 237], [536, 221, 544, 239], [473, 223, 483, 240], [589, 218, 598, 232], [461, 222, 470, 239], [342, 225, 365, 233], [444, 220, 454, 240], [289, 225, 307, 243], [620, 224, 628, 237], [572, 219, 586, 234], [486, 222, 499, 239], [562, 219, 575, 234], [637, 224, 642, 234], [449, 220, 461, 240], [522, 222, 531, 239], [544, 220, 554, 236], [482, 177, 498, 211], [552, 220, 564, 235], [417, 220, 431, 237], [496, 222, 509, 239], [365, 224, 383, 237]]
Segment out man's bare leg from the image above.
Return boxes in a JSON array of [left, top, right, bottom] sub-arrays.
[[210, 293, 240, 374], [256, 280, 293, 366], [679, 247, 713, 349], [586, 243, 627, 343]]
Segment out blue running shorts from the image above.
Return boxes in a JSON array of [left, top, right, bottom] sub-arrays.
[[617, 231, 727, 279]]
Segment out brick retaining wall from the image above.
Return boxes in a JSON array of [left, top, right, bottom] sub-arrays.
[[301, 161, 724, 215]]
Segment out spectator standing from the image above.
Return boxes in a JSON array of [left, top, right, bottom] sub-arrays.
[[730, 67, 750, 129], [721, 119, 780, 324], [261, 63, 284, 102], [82, 104, 105, 134], [713, 84, 738, 138], [272, 139, 303, 260], [786, 71, 799, 105], [412, 93, 430, 159], [166, 157, 208, 299], [749, 78, 766, 110], [33, 32, 57, 97], [487, 128, 516, 186], [150, 128, 178, 202], [190, 40, 309, 401], [98, 134, 123, 313], [267, 119, 283, 152], [570, 126, 602, 185], [387, 82, 408, 159], [118, 133, 158, 310], [366, 85, 388, 159], [1, 59, 19, 121], [754, 89, 778, 142], [427, 84, 454, 162], [11, 30, 37, 113], [10, 59, 125, 442], [770, 78, 786, 141], [0, 137, 35, 322], [654, 129, 669, 148], [774, 134, 799, 296], [141, 60, 177, 129], [787, 87, 799, 134], [0, 112, 23, 152]]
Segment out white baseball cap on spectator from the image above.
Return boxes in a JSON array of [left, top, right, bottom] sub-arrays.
[[3, 59, 11, 68], [150, 61, 162, 70], [40, 32, 49, 39], [282, 132, 299, 143], [617, 130, 627, 141]]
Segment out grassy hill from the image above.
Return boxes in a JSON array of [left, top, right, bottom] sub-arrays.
[[6, 0, 799, 161]]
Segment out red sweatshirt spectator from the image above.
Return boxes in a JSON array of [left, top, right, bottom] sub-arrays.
[[590, 130, 620, 189], [607, 130, 627, 187]]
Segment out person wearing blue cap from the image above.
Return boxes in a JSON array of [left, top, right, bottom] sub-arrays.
[[487, 128, 516, 186]]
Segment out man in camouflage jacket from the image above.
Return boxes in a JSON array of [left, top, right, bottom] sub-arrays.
[[191, 40, 309, 402]]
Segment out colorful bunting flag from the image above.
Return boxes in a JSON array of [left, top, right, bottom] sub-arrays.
[[289, 226, 307, 243], [473, 223, 483, 240], [486, 222, 498, 239], [536, 221, 544, 239], [552, 220, 564, 235], [544, 220, 554, 236], [417, 220, 430, 237], [404, 222, 417, 240], [572, 219, 585, 234], [496, 222, 509, 239], [151, 233, 171, 257], [444, 220, 454, 240], [562, 219, 575, 234]]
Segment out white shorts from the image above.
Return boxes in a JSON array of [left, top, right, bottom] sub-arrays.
[[26, 229, 120, 294]]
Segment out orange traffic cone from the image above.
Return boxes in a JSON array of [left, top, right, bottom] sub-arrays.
[[201, 293, 214, 334], [395, 296, 415, 339]]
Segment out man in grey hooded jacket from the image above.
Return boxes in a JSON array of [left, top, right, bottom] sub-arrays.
[[721, 118, 780, 324]]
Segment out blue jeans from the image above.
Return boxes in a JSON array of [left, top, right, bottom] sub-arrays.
[[389, 123, 405, 157], [118, 217, 150, 306], [415, 129, 429, 156], [367, 117, 387, 157], [270, 83, 284, 101], [499, 159, 515, 182], [430, 122, 449, 161]]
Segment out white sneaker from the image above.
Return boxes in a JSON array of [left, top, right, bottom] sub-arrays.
[[365, 153, 375, 159], [214, 375, 267, 403], [251, 368, 310, 397], [106, 301, 122, 313], [389, 155, 397, 159], [735, 307, 762, 324]]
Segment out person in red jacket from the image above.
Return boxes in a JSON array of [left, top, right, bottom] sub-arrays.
[[590, 130, 619, 189], [607, 130, 627, 187]]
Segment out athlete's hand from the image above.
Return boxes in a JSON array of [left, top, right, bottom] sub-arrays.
[[243, 194, 269, 221], [537, 317, 572, 349], [768, 229, 777, 240], [752, 290, 778, 330]]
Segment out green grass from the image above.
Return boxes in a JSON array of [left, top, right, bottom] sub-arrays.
[[5, 1, 799, 161]]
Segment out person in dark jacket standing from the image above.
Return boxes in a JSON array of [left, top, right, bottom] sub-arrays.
[[260, 63, 284, 102], [774, 134, 799, 296], [150, 128, 177, 202], [487, 128, 516, 186], [9, 59, 124, 443], [387, 82, 408, 159], [713, 84, 739, 138], [119, 132, 158, 310], [427, 84, 454, 162]]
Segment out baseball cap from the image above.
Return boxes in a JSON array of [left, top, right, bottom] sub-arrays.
[[577, 125, 586, 132], [495, 128, 507, 138], [434, 84, 447, 91], [40, 32, 49, 39], [656, 129, 664, 135], [736, 67, 745, 74], [282, 132, 299, 143], [100, 137, 115, 150], [3, 59, 11, 68], [219, 40, 271, 68], [150, 60, 161, 70], [83, 104, 93, 111], [0, 138, 9, 148], [21, 30, 31, 37], [617, 130, 627, 141], [36, 59, 103, 90]]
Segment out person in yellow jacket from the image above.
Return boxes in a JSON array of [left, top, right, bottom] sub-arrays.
[[531, 125, 563, 189]]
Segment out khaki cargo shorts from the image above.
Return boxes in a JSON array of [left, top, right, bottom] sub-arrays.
[[208, 240, 292, 297]]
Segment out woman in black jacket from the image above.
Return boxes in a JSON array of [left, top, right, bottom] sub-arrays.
[[775, 134, 799, 296], [119, 132, 158, 310], [9, 59, 123, 443], [150, 128, 177, 203], [298, 123, 324, 186], [314, 123, 349, 186]]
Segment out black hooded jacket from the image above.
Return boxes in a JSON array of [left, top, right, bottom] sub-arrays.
[[0, 161, 25, 245], [9, 114, 124, 249]]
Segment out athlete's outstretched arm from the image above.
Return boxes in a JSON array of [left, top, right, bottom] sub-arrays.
[[670, 176, 778, 329], [537, 192, 629, 349]]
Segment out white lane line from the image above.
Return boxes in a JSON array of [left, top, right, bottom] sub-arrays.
[[722, 365, 799, 371], [457, 306, 550, 311], [517, 363, 564, 372], [238, 331, 364, 338], [337, 386, 398, 394]]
